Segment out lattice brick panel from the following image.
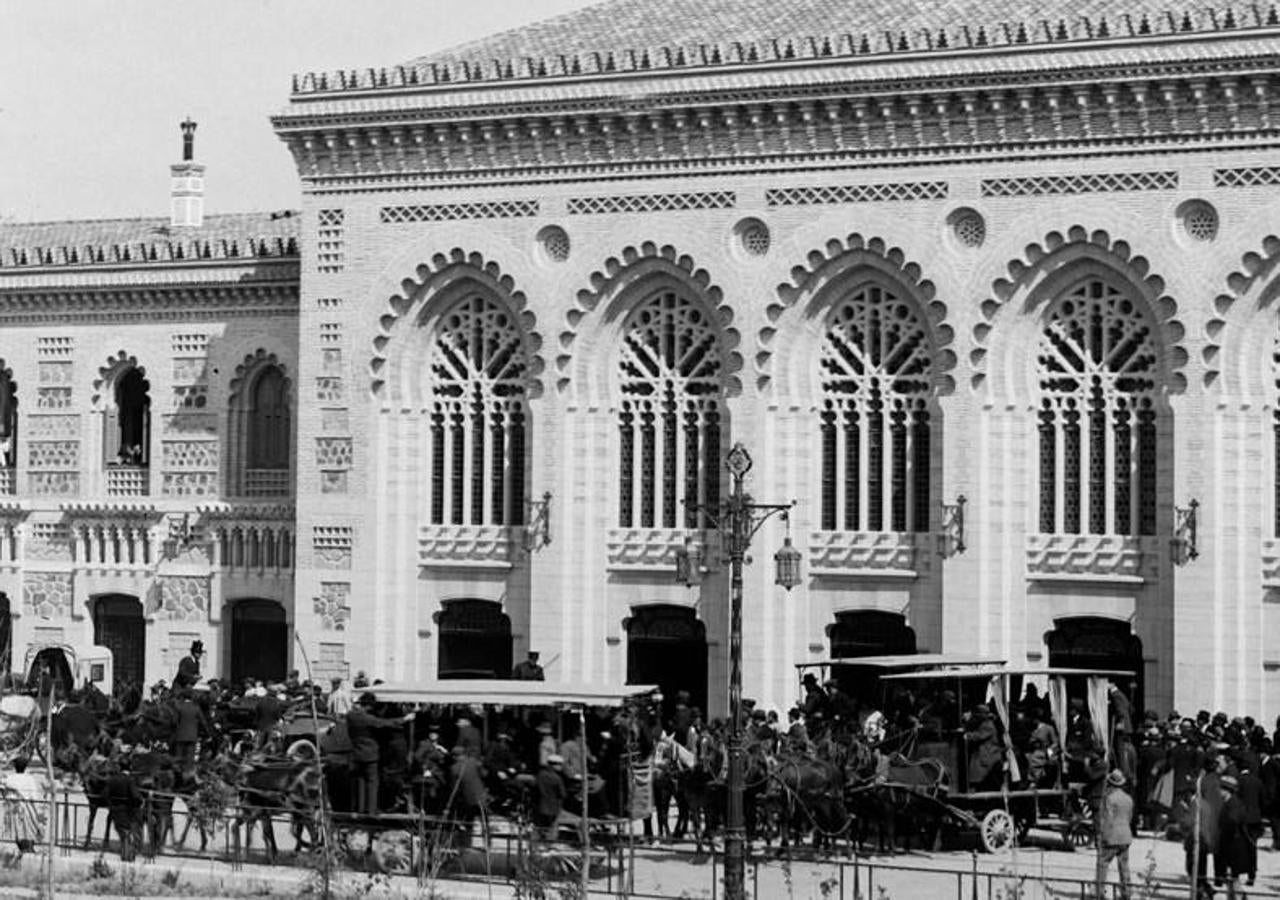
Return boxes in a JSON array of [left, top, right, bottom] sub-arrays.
[[980, 172, 1178, 197], [317, 208, 345, 273], [380, 200, 539, 223], [766, 182, 948, 206], [36, 337, 74, 358], [567, 191, 735, 215], [1214, 167, 1280, 188]]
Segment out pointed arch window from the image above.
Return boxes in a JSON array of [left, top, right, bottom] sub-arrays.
[[103, 366, 151, 496], [1037, 278, 1159, 536], [819, 283, 933, 533], [617, 291, 723, 529], [248, 366, 290, 469], [428, 294, 528, 526]]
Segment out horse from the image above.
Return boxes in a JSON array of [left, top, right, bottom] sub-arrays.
[[230, 757, 324, 864], [765, 754, 850, 854], [651, 732, 691, 841], [846, 750, 949, 853]]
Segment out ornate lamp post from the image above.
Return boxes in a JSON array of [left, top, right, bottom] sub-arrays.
[[674, 442, 801, 900]]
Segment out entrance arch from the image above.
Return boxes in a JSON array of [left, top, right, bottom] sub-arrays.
[[229, 599, 288, 685], [436, 600, 513, 679], [626, 605, 708, 722], [1046, 616, 1144, 717], [828, 610, 917, 659], [93, 594, 145, 689]]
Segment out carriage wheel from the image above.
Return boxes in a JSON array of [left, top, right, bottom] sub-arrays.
[[372, 829, 414, 875], [1066, 821, 1094, 848], [286, 739, 317, 761], [979, 809, 1015, 853]]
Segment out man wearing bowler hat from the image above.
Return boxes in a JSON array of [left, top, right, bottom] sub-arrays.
[[1096, 769, 1134, 900], [174, 640, 204, 690]]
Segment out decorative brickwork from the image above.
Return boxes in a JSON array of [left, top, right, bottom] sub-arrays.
[[418, 525, 516, 567], [807, 531, 920, 574], [604, 528, 688, 570], [1214, 166, 1280, 188], [320, 470, 348, 494], [313, 525, 353, 569], [313, 582, 350, 630], [171, 333, 210, 355], [321, 348, 343, 375], [23, 571, 72, 620], [36, 337, 73, 358], [151, 575, 210, 622], [36, 362, 73, 385], [1026, 534, 1160, 581], [315, 377, 344, 403], [162, 441, 219, 470], [767, 182, 947, 205], [315, 438, 352, 469], [317, 208, 344, 273], [28, 473, 78, 496], [25, 415, 79, 440], [27, 441, 78, 470], [319, 322, 342, 344], [381, 200, 538, 222], [36, 388, 71, 410], [567, 192, 734, 215], [172, 359, 208, 382], [980, 171, 1177, 197], [172, 385, 209, 410], [162, 472, 219, 497], [26, 522, 72, 561]]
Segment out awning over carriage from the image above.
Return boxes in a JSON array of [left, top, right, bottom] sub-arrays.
[[368, 679, 660, 708], [798, 652, 1007, 672]]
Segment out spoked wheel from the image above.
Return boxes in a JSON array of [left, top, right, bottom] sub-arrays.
[[372, 829, 414, 875], [979, 809, 1015, 853], [286, 739, 317, 761], [1066, 821, 1095, 849]]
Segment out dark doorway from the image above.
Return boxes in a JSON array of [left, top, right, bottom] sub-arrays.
[[26, 646, 74, 701], [93, 594, 145, 690], [828, 610, 917, 658], [437, 600, 513, 679], [1047, 616, 1144, 718], [626, 605, 708, 723], [230, 599, 288, 685], [826, 610, 918, 704]]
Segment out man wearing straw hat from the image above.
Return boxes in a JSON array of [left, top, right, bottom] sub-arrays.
[[1095, 769, 1134, 900]]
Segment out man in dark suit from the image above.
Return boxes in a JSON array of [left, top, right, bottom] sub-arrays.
[[512, 650, 545, 681], [174, 641, 204, 690], [171, 688, 209, 766], [253, 687, 284, 750], [346, 692, 411, 814]]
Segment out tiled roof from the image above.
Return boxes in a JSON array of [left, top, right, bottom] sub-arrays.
[[291, 0, 1278, 93], [0, 211, 299, 270]]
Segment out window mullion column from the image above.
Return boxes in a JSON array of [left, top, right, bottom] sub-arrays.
[[833, 402, 847, 530], [1054, 403, 1066, 534]]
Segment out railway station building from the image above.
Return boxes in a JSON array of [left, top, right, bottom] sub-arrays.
[[2, 0, 1279, 718]]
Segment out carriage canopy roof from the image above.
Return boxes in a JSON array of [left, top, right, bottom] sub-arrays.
[[369, 679, 660, 708], [879, 665, 1136, 681], [796, 653, 1006, 671]]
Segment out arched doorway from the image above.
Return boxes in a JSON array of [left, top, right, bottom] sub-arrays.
[[92, 594, 145, 689], [1046, 616, 1144, 718], [26, 646, 74, 700], [826, 610, 918, 703], [229, 599, 288, 685], [436, 600, 513, 679], [626, 605, 708, 723], [828, 610, 917, 658]]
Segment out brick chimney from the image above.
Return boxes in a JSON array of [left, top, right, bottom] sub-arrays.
[[170, 118, 205, 228]]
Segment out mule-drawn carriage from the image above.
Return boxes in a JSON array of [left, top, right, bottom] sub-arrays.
[[853, 663, 1136, 852]]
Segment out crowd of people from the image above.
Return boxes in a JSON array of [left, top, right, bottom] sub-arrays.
[[5, 642, 1280, 896]]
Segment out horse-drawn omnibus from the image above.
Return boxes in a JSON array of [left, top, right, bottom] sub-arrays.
[[874, 664, 1136, 852], [358, 679, 660, 887]]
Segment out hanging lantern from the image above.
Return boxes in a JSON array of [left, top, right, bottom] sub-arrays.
[[674, 537, 700, 586], [774, 535, 803, 590]]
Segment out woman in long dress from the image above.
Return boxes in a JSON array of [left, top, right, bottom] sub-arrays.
[[1, 757, 44, 856]]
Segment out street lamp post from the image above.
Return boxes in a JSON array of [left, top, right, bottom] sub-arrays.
[[676, 442, 801, 900]]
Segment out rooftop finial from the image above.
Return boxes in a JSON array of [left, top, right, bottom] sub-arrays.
[[181, 118, 197, 162]]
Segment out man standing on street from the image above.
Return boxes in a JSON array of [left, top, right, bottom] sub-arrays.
[[1096, 769, 1134, 900]]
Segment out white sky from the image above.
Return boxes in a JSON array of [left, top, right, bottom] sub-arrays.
[[0, 0, 595, 222]]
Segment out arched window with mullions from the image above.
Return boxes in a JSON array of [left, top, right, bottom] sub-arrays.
[[819, 283, 933, 533], [427, 294, 527, 526], [617, 291, 723, 529], [247, 366, 290, 470], [1036, 278, 1159, 536]]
